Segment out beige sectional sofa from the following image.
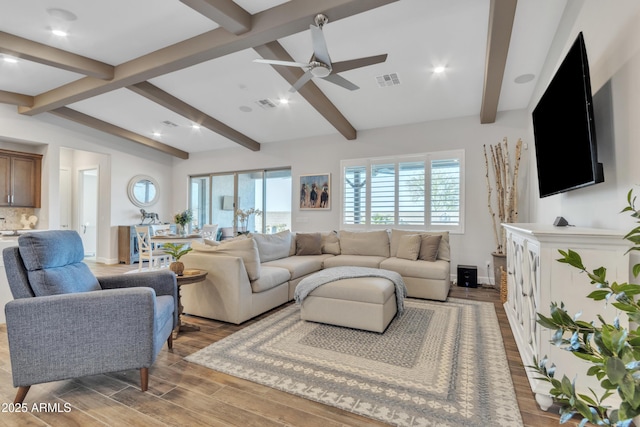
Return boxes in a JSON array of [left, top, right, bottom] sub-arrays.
[[180, 229, 451, 324]]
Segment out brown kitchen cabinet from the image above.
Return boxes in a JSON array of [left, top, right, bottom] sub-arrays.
[[0, 149, 42, 208]]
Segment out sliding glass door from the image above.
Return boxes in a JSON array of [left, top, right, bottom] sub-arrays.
[[189, 168, 291, 239]]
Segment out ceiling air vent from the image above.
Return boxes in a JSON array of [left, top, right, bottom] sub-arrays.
[[256, 99, 277, 109], [376, 73, 400, 87], [161, 120, 178, 127]]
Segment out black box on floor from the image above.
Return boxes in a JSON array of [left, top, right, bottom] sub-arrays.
[[457, 265, 478, 288]]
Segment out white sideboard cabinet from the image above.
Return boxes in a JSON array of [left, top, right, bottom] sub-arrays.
[[502, 223, 630, 410]]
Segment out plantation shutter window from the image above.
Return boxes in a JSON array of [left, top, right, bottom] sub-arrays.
[[341, 150, 464, 232]]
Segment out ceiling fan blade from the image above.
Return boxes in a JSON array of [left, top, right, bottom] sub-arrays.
[[322, 74, 359, 91], [331, 54, 388, 73], [310, 24, 331, 65], [253, 58, 309, 68], [289, 70, 314, 93]]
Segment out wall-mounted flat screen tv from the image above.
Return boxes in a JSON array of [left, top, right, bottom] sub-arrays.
[[532, 31, 603, 198]]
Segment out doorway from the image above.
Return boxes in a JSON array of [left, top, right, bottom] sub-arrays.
[[79, 168, 98, 258]]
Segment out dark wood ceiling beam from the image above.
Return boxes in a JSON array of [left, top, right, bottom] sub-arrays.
[[0, 90, 33, 107], [0, 31, 114, 80], [254, 42, 356, 140], [128, 81, 260, 151], [180, 0, 251, 35], [49, 107, 189, 159], [18, 0, 398, 117], [480, 0, 517, 124]]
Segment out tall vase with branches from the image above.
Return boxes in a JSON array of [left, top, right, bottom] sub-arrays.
[[483, 137, 523, 255]]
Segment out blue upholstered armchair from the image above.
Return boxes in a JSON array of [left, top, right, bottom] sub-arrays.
[[3, 230, 178, 404]]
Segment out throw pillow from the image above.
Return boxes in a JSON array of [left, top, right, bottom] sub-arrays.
[[252, 230, 292, 262], [419, 234, 442, 262], [321, 230, 341, 255], [396, 234, 422, 261], [429, 231, 450, 261], [296, 233, 322, 255], [339, 230, 390, 257], [191, 238, 261, 280]]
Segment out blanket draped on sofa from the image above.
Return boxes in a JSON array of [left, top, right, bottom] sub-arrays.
[[294, 266, 407, 313]]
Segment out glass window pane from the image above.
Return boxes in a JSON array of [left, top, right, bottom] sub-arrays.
[[211, 174, 235, 238], [264, 170, 291, 234], [431, 159, 460, 225], [370, 163, 395, 224], [189, 176, 209, 230], [344, 166, 367, 224], [238, 172, 263, 234], [398, 161, 425, 225]]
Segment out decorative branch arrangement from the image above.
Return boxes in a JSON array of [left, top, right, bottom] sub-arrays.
[[483, 137, 523, 255]]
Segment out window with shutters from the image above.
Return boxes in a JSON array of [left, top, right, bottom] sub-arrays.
[[341, 150, 464, 232]]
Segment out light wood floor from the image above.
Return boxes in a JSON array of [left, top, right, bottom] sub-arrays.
[[0, 261, 572, 426]]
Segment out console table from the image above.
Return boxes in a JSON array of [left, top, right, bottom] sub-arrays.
[[502, 223, 629, 410]]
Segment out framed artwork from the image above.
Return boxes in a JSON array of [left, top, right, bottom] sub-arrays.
[[299, 173, 330, 210]]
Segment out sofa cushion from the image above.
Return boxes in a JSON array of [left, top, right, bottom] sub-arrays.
[[380, 257, 450, 280], [250, 266, 290, 293], [263, 254, 333, 280], [321, 231, 341, 255], [419, 234, 442, 262], [252, 230, 292, 262], [390, 229, 450, 261], [323, 254, 386, 269], [296, 233, 322, 255], [191, 238, 261, 281], [339, 230, 389, 257], [396, 234, 422, 261]]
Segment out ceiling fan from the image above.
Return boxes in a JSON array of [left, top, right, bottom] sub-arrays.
[[254, 13, 388, 93]]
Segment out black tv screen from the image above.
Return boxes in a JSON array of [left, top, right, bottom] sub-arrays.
[[532, 32, 603, 198]]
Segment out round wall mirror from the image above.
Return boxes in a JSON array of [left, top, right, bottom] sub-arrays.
[[127, 175, 159, 208]]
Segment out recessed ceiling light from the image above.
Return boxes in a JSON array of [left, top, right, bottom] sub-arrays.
[[239, 105, 253, 113], [514, 73, 535, 84], [191, 123, 201, 130], [433, 66, 446, 74], [152, 132, 162, 138], [46, 8, 77, 21], [51, 29, 68, 37], [3, 56, 18, 63], [278, 98, 289, 105]]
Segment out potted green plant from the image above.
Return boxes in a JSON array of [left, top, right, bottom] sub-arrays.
[[162, 243, 192, 276], [532, 189, 640, 426]]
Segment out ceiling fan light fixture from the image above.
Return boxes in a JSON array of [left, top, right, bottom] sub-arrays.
[[310, 61, 331, 78]]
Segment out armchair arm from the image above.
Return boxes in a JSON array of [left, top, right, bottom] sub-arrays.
[[5, 288, 160, 388], [98, 270, 177, 296], [98, 270, 178, 328]]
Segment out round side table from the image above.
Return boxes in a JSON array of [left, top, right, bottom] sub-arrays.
[[174, 269, 208, 339]]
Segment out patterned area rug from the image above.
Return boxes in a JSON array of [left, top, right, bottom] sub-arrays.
[[185, 298, 523, 426]]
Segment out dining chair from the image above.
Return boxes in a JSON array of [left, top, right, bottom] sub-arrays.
[[150, 224, 171, 236], [202, 224, 219, 240], [135, 226, 171, 271], [220, 227, 235, 240]]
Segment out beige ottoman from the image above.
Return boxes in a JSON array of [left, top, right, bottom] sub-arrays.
[[300, 276, 397, 333]]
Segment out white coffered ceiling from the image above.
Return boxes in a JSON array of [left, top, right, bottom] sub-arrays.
[[0, 0, 567, 158]]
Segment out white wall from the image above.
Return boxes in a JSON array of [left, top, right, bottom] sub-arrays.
[[171, 109, 532, 284], [528, 2, 640, 235]]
